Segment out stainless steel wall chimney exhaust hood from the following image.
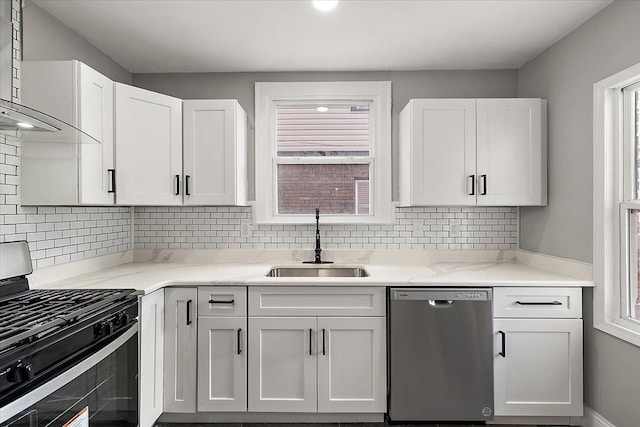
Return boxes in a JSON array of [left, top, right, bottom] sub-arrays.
[[0, 98, 100, 144], [0, 1, 99, 144]]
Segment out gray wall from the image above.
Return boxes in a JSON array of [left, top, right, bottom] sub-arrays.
[[133, 70, 517, 199], [518, 2, 640, 426], [22, 0, 131, 83]]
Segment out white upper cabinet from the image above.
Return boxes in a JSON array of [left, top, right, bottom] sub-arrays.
[[399, 99, 476, 205], [183, 100, 247, 206], [20, 60, 115, 205], [115, 83, 183, 205], [476, 99, 546, 206], [399, 98, 547, 206]]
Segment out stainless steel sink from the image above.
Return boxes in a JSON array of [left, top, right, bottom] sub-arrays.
[[266, 266, 369, 278]]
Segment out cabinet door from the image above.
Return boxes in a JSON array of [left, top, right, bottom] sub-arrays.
[[164, 288, 197, 413], [317, 317, 386, 413], [197, 317, 247, 412], [476, 99, 546, 206], [494, 318, 583, 416], [139, 289, 164, 427], [78, 62, 114, 204], [399, 99, 476, 205], [183, 100, 247, 205], [115, 83, 183, 205], [20, 60, 102, 205], [248, 317, 317, 412]]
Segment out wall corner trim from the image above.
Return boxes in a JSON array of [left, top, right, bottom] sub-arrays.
[[583, 407, 616, 427]]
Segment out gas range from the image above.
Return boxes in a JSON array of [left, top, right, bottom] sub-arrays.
[[0, 241, 139, 425]]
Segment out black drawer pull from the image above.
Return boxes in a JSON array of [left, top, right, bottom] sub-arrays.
[[515, 301, 562, 306], [480, 174, 487, 195], [237, 328, 242, 355], [322, 328, 326, 356], [175, 174, 180, 195], [309, 328, 313, 355], [498, 330, 506, 357], [186, 299, 192, 325], [468, 174, 475, 196], [185, 175, 190, 196], [108, 169, 116, 193], [208, 299, 235, 304]]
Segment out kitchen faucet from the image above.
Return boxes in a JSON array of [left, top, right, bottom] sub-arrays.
[[303, 208, 333, 264]]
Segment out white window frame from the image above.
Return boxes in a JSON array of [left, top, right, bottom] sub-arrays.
[[254, 81, 392, 224], [594, 61, 640, 347]]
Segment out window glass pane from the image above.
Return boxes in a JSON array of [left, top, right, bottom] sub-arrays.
[[634, 90, 640, 199], [277, 164, 370, 215], [629, 210, 640, 321], [276, 104, 370, 157]]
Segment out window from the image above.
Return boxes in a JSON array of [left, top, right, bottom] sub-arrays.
[[594, 62, 640, 346], [254, 82, 392, 224]]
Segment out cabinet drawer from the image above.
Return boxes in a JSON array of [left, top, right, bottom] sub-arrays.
[[248, 287, 385, 317], [198, 286, 246, 317], [493, 287, 582, 318]]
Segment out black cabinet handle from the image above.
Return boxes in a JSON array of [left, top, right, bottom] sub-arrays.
[[480, 174, 487, 195], [208, 299, 235, 304], [175, 175, 180, 195], [322, 328, 326, 356], [237, 328, 242, 355], [107, 169, 116, 193], [186, 299, 192, 325], [468, 175, 475, 196], [185, 175, 190, 196], [309, 328, 313, 355], [516, 301, 562, 306], [498, 330, 506, 357]]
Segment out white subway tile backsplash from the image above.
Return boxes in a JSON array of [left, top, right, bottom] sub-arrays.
[[133, 206, 517, 250]]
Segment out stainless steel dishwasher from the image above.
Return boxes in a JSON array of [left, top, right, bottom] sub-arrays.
[[388, 287, 494, 422]]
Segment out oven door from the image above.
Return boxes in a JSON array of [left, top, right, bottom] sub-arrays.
[[1, 325, 138, 427]]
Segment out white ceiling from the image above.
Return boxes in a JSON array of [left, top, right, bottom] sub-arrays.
[[32, 0, 612, 73]]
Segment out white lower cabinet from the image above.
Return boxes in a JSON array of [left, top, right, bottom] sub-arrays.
[[197, 316, 247, 412], [248, 317, 318, 412], [247, 287, 387, 414], [493, 318, 583, 416], [493, 287, 583, 417], [164, 288, 197, 413], [317, 317, 386, 413], [139, 289, 164, 427]]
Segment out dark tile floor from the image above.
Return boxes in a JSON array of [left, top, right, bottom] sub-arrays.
[[156, 423, 561, 427]]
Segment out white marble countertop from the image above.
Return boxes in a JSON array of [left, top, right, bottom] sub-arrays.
[[30, 249, 594, 295]]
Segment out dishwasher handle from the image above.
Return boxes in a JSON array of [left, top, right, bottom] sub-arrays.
[[428, 299, 454, 307]]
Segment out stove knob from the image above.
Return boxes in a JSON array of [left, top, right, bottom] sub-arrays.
[[118, 313, 129, 326], [8, 361, 34, 383], [94, 322, 105, 336], [103, 321, 113, 336]]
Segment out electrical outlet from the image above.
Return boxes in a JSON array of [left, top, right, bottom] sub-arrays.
[[240, 220, 252, 238], [449, 219, 461, 237], [413, 221, 424, 237]]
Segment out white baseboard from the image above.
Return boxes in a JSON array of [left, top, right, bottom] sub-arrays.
[[583, 407, 616, 427]]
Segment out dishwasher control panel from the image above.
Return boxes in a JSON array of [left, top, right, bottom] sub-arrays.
[[391, 288, 492, 301]]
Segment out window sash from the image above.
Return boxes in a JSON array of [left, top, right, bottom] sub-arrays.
[[616, 81, 640, 334], [254, 81, 392, 224], [619, 204, 640, 325], [275, 101, 373, 157]]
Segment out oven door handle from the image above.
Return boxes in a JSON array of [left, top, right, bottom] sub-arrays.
[[0, 325, 138, 423]]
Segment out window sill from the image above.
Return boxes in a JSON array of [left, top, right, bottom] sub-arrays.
[[594, 318, 640, 348]]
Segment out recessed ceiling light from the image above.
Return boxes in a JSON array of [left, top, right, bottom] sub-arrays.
[[313, 0, 338, 12], [316, 106, 329, 112], [17, 122, 34, 129]]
